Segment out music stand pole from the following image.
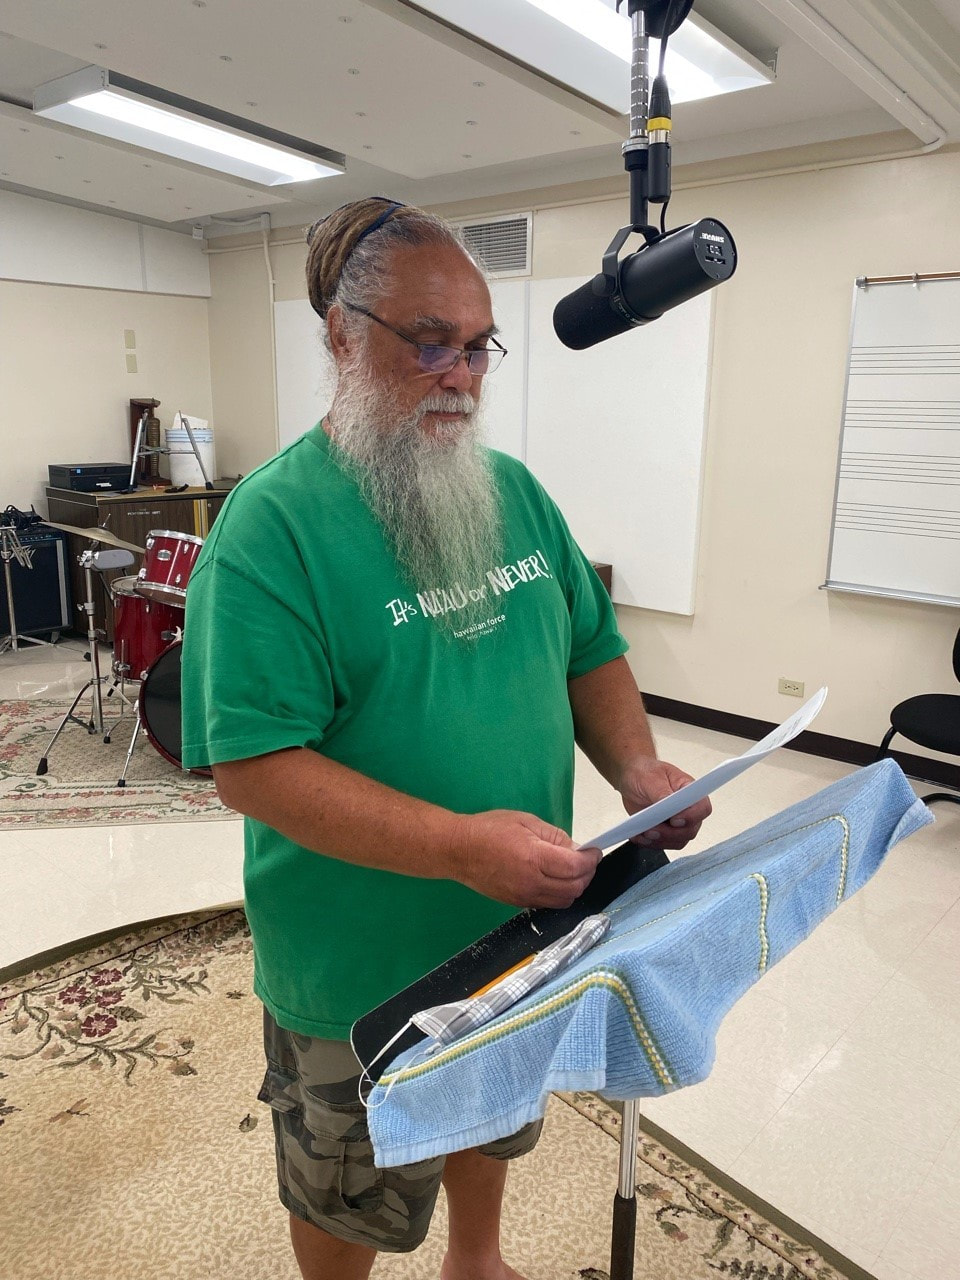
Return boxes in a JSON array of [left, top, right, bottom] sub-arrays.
[[611, 1098, 642, 1280]]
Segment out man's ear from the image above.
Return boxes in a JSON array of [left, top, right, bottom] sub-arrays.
[[326, 304, 351, 364]]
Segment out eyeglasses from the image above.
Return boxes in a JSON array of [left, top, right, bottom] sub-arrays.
[[344, 303, 507, 376]]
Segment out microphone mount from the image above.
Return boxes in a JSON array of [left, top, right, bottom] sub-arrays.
[[552, 0, 736, 349], [597, 0, 696, 299]]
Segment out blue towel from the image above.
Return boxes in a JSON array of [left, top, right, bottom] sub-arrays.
[[366, 760, 931, 1167]]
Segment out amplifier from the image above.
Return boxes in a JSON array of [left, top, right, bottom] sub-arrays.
[[48, 463, 131, 492], [0, 529, 72, 637]]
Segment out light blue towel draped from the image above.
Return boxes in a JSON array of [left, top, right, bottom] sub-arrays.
[[366, 760, 932, 1167]]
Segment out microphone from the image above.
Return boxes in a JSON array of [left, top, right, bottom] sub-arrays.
[[553, 218, 737, 351], [553, 0, 738, 351]]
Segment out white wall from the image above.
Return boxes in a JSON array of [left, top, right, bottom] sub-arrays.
[[0, 190, 210, 296], [202, 145, 960, 760], [1, 193, 213, 512]]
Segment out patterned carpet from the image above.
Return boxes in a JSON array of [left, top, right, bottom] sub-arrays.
[[0, 910, 870, 1280], [0, 698, 235, 828]]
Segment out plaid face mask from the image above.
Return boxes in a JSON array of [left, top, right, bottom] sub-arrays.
[[409, 913, 612, 1047]]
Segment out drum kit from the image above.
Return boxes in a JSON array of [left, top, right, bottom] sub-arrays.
[[35, 522, 206, 786]]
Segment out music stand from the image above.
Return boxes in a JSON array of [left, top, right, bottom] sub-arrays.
[[351, 841, 669, 1280]]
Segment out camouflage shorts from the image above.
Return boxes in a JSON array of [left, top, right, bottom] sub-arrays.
[[258, 1007, 543, 1253]]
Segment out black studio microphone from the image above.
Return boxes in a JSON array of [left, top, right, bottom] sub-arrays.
[[553, 0, 738, 351], [553, 218, 737, 350]]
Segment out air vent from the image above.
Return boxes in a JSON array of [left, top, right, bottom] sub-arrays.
[[457, 213, 531, 278]]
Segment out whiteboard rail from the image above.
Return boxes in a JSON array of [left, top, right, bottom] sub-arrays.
[[821, 581, 960, 608]]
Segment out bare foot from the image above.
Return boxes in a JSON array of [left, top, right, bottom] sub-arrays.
[[439, 1255, 528, 1280]]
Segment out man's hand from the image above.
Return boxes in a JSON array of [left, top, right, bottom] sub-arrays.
[[453, 810, 602, 909], [618, 756, 711, 851]]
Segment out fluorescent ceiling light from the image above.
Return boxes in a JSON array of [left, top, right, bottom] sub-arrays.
[[34, 66, 345, 186], [409, 0, 774, 112]]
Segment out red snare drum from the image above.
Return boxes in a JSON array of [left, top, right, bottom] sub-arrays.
[[111, 576, 182, 681], [137, 529, 203, 606]]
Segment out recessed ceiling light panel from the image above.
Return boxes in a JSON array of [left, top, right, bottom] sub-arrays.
[[34, 66, 345, 185], [407, 0, 774, 111]]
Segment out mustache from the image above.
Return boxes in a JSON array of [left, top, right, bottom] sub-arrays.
[[418, 391, 476, 416]]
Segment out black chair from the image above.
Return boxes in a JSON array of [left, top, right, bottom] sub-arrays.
[[877, 626, 960, 808]]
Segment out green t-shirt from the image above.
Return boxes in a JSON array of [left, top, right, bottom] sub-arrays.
[[180, 425, 627, 1038]]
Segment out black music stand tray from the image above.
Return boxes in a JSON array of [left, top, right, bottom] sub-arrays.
[[352, 840, 669, 1280]]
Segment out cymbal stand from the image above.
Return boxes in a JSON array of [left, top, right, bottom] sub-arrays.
[[36, 550, 107, 774], [0, 526, 56, 655]]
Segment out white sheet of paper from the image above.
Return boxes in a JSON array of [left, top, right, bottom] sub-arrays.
[[583, 686, 828, 850]]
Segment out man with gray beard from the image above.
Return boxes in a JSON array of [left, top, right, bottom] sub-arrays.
[[181, 198, 711, 1280], [330, 366, 500, 630]]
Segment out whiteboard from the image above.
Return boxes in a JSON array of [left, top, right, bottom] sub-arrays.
[[275, 299, 332, 448], [275, 281, 527, 455], [274, 280, 714, 614], [527, 280, 713, 614], [825, 278, 960, 607]]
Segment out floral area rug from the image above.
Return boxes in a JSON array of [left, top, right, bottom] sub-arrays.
[[0, 698, 234, 828], [0, 910, 869, 1280]]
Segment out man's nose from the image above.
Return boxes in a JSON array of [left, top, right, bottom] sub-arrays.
[[438, 353, 476, 393]]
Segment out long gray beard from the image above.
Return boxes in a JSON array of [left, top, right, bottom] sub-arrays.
[[328, 370, 503, 633]]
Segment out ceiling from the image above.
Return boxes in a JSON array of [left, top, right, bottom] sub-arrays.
[[0, 0, 958, 235]]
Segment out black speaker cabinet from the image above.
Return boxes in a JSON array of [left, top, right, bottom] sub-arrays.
[[0, 529, 72, 638]]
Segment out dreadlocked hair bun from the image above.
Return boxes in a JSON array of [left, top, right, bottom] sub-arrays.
[[304, 198, 472, 320]]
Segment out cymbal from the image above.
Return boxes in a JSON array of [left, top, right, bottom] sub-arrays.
[[40, 520, 145, 555]]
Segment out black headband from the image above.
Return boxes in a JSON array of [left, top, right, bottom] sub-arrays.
[[305, 197, 406, 248]]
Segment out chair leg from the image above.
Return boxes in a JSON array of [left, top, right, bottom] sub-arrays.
[[920, 792, 960, 808], [876, 727, 897, 761]]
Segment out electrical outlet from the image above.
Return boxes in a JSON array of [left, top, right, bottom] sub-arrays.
[[778, 678, 804, 698]]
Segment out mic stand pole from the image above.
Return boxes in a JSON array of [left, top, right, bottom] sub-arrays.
[[606, 10, 685, 1269], [608, 18, 652, 1270], [599, 0, 682, 307], [624, 4, 653, 236]]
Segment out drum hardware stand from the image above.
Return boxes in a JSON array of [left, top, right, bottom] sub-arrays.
[[115, 624, 181, 786], [101, 660, 140, 744], [35, 547, 131, 775], [0, 526, 58, 656], [116, 707, 142, 788], [129, 408, 215, 492]]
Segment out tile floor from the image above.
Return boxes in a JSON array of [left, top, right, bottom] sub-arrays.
[[3, 640, 960, 1279]]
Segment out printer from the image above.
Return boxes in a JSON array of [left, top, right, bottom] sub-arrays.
[[48, 463, 132, 492]]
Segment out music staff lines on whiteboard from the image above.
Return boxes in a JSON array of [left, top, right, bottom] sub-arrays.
[[843, 399, 960, 428], [826, 275, 960, 603], [835, 502, 960, 541], [849, 344, 960, 374], [840, 452, 960, 483]]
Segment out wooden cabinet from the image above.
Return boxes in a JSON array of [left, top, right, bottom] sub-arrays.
[[45, 486, 229, 640], [99, 497, 200, 554]]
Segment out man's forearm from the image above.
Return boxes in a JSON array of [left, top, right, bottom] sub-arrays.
[[212, 748, 604, 909], [568, 656, 657, 788], [214, 748, 464, 880]]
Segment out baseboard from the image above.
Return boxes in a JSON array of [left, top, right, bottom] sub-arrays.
[[642, 692, 960, 792]]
